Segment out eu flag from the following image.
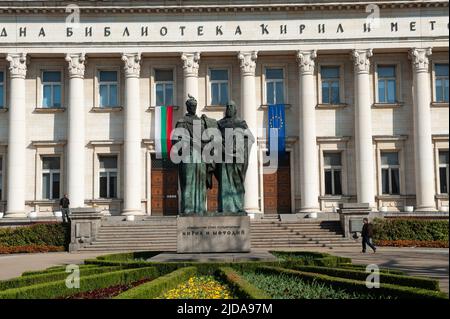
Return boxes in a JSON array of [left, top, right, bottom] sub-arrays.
[[268, 104, 286, 154]]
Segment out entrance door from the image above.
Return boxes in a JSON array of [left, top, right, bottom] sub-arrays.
[[151, 155, 178, 216], [263, 152, 291, 214]]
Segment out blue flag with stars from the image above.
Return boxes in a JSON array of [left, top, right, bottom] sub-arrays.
[[268, 104, 286, 154]]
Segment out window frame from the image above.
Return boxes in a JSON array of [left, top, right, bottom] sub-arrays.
[[380, 151, 401, 195], [261, 64, 288, 106], [323, 152, 343, 196], [207, 66, 232, 107], [264, 67, 286, 105], [374, 63, 402, 105], [151, 67, 177, 107], [98, 155, 119, 199], [317, 63, 345, 105], [432, 61, 449, 104], [438, 150, 449, 195], [41, 70, 63, 109], [36, 67, 65, 109], [41, 156, 61, 200], [0, 155, 3, 201], [95, 67, 121, 108]]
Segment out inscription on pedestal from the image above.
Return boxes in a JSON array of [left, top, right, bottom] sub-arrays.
[[177, 216, 251, 253]]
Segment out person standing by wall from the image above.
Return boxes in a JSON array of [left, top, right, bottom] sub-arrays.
[[361, 217, 377, 253], [59, 194, 70, 223]]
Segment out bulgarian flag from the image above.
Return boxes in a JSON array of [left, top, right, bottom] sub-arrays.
[[155, 106, 174, 159]]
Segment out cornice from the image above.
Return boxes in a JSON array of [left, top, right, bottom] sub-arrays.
[[0, 1, 447, 14]]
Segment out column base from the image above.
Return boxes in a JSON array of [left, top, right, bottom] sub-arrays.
[[4, 211, 28, 218], [121, 209, 145, 216]]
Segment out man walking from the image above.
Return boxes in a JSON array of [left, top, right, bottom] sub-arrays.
[[59, 194, 70, 223], [361, 217, 376, 253]]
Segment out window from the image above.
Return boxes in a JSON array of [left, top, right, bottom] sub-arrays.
[[155, 69, 174, 106], [42, 71, 62, 108], [321, 66, 340, 104], [99, 155, 118, 198], [381, 152, 400, 195], [377, 66, 397, 103], [439, 150, 449, 194], [210, 69, 229, 105], [99, 71, 118, 107], [265, 68, 285, 105], [0, 71, 4, 108], [0, 156, 3, 199], [324, 153, 342, 195], [42, 157, 60, 200], [435, 64, 449, 103]]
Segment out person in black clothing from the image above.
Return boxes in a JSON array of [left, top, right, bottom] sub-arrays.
[[361, 217, 376, 253], [59, 194, 70, 223]]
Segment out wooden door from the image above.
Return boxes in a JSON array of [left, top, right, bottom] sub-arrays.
[[151, 155, 179, 216], [207, 175, 219, 212], [263, 152, 291, 214]]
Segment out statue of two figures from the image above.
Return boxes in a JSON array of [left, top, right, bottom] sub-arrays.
[[173, 95, 255, 216]]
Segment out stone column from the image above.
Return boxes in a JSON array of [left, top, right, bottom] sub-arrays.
[[5, 53, 27, 218], [65, 53, 86, 208], [121, 53, 144, 215], [181, 52, 200, 102], [409, 48, 436, 211], [351, 49, 375, 208], [297, 50, 320, 212], [238, 51, 260, 213]]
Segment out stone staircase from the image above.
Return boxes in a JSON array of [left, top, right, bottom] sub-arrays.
[[77, 216, 358, 252]]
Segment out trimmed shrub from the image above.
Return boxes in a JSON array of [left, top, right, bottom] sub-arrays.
[[336, 264, 405, 275], [373, 218, 449, 241], [288, 265, 440, 291], [215, 267, 270, 299], [21, 264, 97, 277], [0, 267, 159, 299], [256, 266, 447, 299], [0, 223, 70, 249], [0, 266, 122, 291], [115, 267, 197, 299]]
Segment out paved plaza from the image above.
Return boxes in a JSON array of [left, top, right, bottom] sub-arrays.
[[0, 247, 448, 293]]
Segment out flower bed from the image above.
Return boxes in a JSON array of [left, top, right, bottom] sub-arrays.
[[374, 240, 449, 248], [0, 244, 65, 254], [62, 279, 151, 299], [159, 276, 233, 299]]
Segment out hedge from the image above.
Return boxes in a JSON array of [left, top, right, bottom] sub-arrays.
[[375, 240, 449, 248], [0, 245, 65, 254], [256, 266, 448, 299], [0, 223, 70, 249], [336, 263, 405, 275], [0, 266, 122, 291], [21, 264, 98, 277], [115, 267, 197, 299], [215, 267, 270, 299], [0, 267, 159, 299], [288, 265, 440, 291], [373, 218, 449, 241]]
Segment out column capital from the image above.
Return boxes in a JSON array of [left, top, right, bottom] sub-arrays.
[[297, 50, 317, 75], [181, 52, 200, 77], [121, 53, 141, 78], [238, 51, 258, 76], [65, 53, 86, 78], [6, 53, 27, 79], [351, 49, 373, 74], [409, 48, 432, 73]]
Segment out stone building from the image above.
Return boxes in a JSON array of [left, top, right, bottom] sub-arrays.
[[0, 0, 448, 218]]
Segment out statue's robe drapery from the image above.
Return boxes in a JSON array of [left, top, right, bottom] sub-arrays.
[[175, 114, 208, 215], [216, 117, 255, 214]]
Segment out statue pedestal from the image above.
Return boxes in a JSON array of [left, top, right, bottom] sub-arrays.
[[176, 215, 251, 253]]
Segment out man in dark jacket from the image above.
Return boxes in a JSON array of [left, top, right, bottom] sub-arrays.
[[59, 194, 70, 223], [361, 218, 376, 253]]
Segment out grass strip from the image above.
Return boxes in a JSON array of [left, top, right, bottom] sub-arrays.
[[215, 267, 270, 299]]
